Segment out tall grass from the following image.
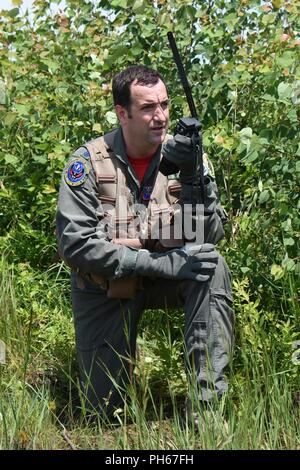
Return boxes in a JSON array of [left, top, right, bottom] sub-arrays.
[[0, 257, 299, 450]]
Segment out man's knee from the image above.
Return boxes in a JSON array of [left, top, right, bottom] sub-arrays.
[[211, 252, 232, 294], [181, 250, 231, 296]]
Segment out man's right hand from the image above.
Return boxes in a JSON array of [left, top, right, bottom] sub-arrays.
[[135, 243, 218, 282], [162, 134, 195, 184]]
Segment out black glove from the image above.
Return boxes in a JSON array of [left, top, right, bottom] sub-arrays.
[[135, 243, 218, 282], [162, 134, 196, 184]]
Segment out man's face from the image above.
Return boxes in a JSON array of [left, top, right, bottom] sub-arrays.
[[116, 79, 169, 154]]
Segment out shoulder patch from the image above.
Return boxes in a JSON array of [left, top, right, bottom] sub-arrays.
[[71, 147, 90, 160], [64, 158, 89, 186]]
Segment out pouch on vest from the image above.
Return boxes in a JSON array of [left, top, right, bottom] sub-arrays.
[[149, 203, 184, 249], [107, 277, 142, 299]]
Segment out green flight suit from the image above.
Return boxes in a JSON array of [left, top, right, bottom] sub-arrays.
[[56, 128, 234, 417]]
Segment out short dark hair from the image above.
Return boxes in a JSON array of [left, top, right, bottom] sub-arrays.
[[112, 65, 166, 109]]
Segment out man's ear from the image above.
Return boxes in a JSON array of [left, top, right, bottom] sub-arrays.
[[115, 105, 128, 125]]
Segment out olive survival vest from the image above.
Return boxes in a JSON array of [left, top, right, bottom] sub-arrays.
[[73, 133, 226, 297], [83, 133, 184, 250]]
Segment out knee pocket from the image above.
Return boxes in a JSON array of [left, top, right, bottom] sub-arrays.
[[209, 288, 234, 367], [189, 289, 234, 359]]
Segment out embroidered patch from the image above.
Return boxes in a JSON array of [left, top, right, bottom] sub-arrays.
[[64, 158, 89, 186], [141, 185, 153, 201], [72, 147, 90, 160]]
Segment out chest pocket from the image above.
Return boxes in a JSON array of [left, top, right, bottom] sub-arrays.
[[146, 173, 184, 248], [94, 157, 138, 239], [96, 173, 117, 205]]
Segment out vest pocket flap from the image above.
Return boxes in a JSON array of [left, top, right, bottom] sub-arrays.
[[168, 182, 182, 194], [167, 181, 182, 204], [96, 174, 117, 201], [114, 215, 135, 224], [99, 195, 116, 204], [150, 204, 173, 215], [96, 174, 116, 183], [103, 213, 135, 223]]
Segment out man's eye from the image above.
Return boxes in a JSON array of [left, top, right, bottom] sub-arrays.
[[142, 104, 156, 110], [141, 101, 169, 111]]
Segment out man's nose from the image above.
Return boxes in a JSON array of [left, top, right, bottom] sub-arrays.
[[154, 104, 167, 121]]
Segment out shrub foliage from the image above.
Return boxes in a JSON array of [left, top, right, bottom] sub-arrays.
[[0, 0, 299, 388]]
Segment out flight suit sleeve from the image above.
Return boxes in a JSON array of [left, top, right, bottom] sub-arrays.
[[180, 154, 228, 245], [56, 148, 138, 279]]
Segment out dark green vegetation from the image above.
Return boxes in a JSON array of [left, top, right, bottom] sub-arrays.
[[0, 0, 299, 449]]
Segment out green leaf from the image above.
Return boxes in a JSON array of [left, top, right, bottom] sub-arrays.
[[262, 94, 276, 102], [105, 111, 118, 126], [243, 150, 258, 163], [241, 267, 251, 274], [236, 64, 246, 72], [272, 0, 283, 9], [131, 44, 143, 56], [291, 80, 300, 105], [112, 45, 129, 59], [239, 127, 252, 150], [111, 0, 127, 8], [239, 127, 252, 139], [271, 264, 284, 280], [281, 218, 292, 232], [132, 0, 144, 12], [32, 155, 47, 164], [40, 59, 60, 73], [4, 112, 18, 126], [282, 255, 295, 271], [89, 72, 101, 80], [15, 103, 31, 115], [211, 78, 227, 92], [262, 12, 275, 25], [35, 143, 50, 151], [283, 238, 295, 246], [4, 154, 18, 166], [7, 8, 19, 17], [259, 190, 270, 204], [276, 52, 294, 68], [92, 123, 102, 133], [277, 82, 293, 100], [142, 23, 156, 38]]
